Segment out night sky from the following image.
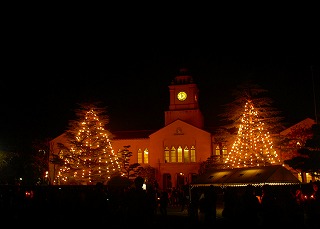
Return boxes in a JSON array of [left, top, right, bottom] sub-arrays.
[[1, 21, 320, 152]]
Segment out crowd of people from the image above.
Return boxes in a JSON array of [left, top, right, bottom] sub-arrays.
[[0, 176, 189, 227], [0, 177, 319, 227], [203, 182, 320, 227]]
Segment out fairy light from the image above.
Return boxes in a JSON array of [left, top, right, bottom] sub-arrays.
[[225, 100, 281, 168], [54, 108, 123, 184]]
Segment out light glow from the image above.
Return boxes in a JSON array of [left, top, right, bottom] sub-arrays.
[[224, 100, 281, 168], [53, 107, 123, 185]]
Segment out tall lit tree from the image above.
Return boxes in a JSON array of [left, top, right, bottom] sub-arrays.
[[53, 103, 122, 185], [224, 99, 281, 168]]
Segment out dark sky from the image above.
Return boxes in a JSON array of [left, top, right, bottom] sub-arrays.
[[1, 18, 320, 152]]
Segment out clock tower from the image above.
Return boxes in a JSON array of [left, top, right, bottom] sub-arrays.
[[165, 68, 204, 128]]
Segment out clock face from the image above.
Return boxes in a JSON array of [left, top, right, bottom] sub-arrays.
[[177, 91, 187, 101]]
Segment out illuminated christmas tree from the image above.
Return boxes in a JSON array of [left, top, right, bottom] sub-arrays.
[[224, 99, 281, 168], [53, 103, 122, 185]]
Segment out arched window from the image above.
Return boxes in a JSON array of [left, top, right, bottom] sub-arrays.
[[59, 150, 64, 159], [215, 145, 220, 156], [144, 148, 149, 164], [177, 146, 183, 162], [164, 147, 170, 163], [222, 146, 228, 158], [190, 146, 196, 162], [137, 149, 143, 163], [215, 145, 228, 157], [184, 146, 190, 162], [170, 146, 176, 162]]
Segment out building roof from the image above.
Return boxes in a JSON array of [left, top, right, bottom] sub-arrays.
[[111, 130, 156, 140], [280, 118, 315, 135], [191, 165, 301, 187]]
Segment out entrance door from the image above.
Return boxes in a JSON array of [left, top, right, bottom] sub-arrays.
[[176, 173, 185, 188], [163, 173, 172, 190]]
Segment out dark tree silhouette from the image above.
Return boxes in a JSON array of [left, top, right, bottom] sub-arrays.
[[284, 124, 320, 180], [118, 145, 141, 179]]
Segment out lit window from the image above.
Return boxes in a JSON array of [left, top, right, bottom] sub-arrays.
[[184, 146, 190, 162], [171, 146, 176, 162], [164, 147, 170, 163], [215, 146, 220, 156], [144, 149, 149, 164], [137, 149, 142, 163], [177, 146, 183, 162], [222, 146, 228, 158], [191, 146, 196, 162]]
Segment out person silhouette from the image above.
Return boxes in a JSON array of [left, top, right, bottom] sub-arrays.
[[125, 176, 148, 226], [159, 190, 169, 218], [305, 182, 320, 226]]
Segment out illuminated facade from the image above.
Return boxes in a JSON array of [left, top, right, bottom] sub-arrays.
[[108, 69, 212, 190]]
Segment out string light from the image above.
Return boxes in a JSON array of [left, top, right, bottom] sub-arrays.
[[54, 108, 123, 184], [224, 100, 281, 168]]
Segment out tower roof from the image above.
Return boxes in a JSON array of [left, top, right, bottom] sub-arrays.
[[171, 68, 194, 85]]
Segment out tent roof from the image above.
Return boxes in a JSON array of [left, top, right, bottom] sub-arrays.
[[191, 165, 301, 187]]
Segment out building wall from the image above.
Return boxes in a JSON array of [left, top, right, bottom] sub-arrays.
[[279, 117, 316, 182], [108, 120, 212, 190]]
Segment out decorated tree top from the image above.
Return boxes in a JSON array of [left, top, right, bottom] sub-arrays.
[[224, 100, 281, 168]]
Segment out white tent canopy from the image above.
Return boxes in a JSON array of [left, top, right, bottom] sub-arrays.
[[191, 165, 301, 187]]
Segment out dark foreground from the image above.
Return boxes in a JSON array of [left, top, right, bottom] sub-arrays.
[[1, 205, 208, 228], [1, 184, 319, 228], [1, 204, 319, 228]]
